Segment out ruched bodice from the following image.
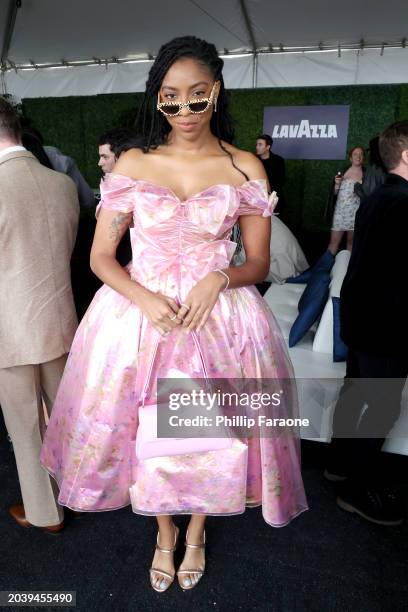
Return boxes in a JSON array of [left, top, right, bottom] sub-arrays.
[[98, 174, 276, 291]]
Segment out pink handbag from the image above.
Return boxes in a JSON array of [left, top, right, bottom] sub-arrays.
[[135, 331, 232, 460], [135, 401, 232, 460]]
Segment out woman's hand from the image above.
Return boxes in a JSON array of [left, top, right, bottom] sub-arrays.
[[134, 289, 182, 336], [177, 271, 227, 332], [334, 174, 343, 193]]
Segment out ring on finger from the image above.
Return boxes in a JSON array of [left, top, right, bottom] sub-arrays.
[[180, 303, 190, 311], [169, 314, 178, 321]]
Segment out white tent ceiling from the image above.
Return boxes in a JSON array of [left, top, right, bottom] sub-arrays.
[[1, 0, 408, 98]]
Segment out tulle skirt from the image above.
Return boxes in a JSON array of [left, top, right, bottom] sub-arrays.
[[41, 281, 308, 527]]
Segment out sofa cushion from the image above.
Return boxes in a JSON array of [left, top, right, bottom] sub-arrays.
[[264, 283, 316, 344], [332, 297, 349, 361], [233, 217, 309, 284], [330, 249, 351, 297], [312, 250, 351, 354], [289, 269, 331, 347], [311, 298, 333, 355], [265, 216, 309, 283], [285, 268, 312, 284]]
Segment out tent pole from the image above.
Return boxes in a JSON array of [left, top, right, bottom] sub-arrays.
[[252, 52, 258, 88], [238, 0, 257, 88], [1, 71, 7, 95], [238, 0, 257, 52], [1, 0, 21, 71]]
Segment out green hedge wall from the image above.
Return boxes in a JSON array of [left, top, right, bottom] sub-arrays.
[[22, 83, 408, 231]]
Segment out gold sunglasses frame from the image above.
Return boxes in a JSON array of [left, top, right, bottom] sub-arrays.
[[157, 82, 217, 117]]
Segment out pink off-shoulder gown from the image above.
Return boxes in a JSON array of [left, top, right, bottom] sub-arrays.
[[40, 173, 308, 527]]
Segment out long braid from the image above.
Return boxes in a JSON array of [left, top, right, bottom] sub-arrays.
[[216, 139, 248, 259], [217, 139, 249, 182]]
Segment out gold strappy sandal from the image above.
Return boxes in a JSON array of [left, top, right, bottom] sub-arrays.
[[150, 526, 179, 593], [177, 529, 206, 590]]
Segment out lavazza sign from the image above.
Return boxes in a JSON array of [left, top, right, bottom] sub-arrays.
[[263, 105, 350, 160], [272, 120, 338, 139]]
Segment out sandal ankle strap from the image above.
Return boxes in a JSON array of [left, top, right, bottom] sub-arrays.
[[156, 526, 178, 554], [185, 529, 206, 549], [156, 544, 176, 554], [185, 541, 205, 549]]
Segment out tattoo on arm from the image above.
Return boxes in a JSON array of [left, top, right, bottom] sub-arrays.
[[108, 212, 132, 242]]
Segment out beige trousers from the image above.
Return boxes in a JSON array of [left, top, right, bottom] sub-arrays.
[[0, 354, 67, 527]]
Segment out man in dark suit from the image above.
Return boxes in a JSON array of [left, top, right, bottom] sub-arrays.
[[325, 120, 408, 526], [256, 134, 286, 214]]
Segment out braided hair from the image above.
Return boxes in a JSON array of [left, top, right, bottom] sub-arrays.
[[134, 36, 248, 253]]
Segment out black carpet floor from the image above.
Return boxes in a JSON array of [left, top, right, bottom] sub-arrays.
[[1, 413, 408, 612]]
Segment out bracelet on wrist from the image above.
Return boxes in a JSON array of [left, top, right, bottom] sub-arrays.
[[214, 268, 230, 290]]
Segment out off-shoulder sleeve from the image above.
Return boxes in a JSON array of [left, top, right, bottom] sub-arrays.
[[96, 173, 136, 217], [237, 179, 278, 217]]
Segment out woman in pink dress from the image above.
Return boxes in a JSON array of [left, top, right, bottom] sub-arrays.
[[41, 36, 307, 592]]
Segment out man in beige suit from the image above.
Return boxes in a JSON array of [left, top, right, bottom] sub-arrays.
[[0, 97, 79, 533]]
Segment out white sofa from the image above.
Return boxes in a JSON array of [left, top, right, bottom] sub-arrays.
[[263, 250, 408, 455]]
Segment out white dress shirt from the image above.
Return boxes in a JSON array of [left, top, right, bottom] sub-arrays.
[[0, 145, 26, 159]]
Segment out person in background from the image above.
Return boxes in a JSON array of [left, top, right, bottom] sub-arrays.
[[98, 127, 139, 174], [256, 134, 286, 214], [21, 125, 96, 210], [0, 97, 79, 534], [97, 128, 137, 266], [297, 146, 365, 286], [328, 146, 365, 254], [325, 120, 408, 526], [45, 145, 96, 210], [21, 128, 53, 169], [354, 136, 386, 203]]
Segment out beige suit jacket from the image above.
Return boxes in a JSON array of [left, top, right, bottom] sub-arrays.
[[0, 150, 79, 368]]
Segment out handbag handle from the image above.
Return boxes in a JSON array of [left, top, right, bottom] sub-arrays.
[[140, 329, 210, 407]]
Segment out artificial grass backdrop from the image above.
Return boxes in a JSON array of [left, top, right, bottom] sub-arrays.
[[22, 83, 408, 231]]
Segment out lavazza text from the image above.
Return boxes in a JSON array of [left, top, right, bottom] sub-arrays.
[[272, 120, 338, 139]]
